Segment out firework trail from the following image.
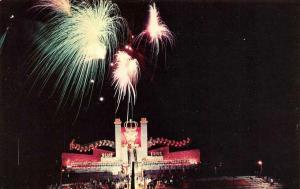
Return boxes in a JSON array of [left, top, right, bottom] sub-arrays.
[[135, 3, 174, 57], [34, 0, 72, 16], [28, 0, 126, 111], [112, 51, 139, 120], [0, 28, 8, 55]]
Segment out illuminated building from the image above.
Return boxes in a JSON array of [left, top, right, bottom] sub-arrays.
[[62, 117, 200, 177]]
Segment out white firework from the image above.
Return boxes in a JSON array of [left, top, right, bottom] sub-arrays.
[[135, 3, 174, 56], [34, 0, 72, 16], [112, 51, 140, 118]]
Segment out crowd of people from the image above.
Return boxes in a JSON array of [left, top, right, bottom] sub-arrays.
[[60, 178, 130, 189]]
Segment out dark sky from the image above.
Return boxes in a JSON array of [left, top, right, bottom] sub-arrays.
[[0, 0, 299, 187]]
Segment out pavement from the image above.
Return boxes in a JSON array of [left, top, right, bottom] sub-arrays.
[[154, 176, 285, 189]]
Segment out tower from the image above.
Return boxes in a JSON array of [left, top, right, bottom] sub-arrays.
[[114, 118, 122, 160], [140, 117, 148, 160]]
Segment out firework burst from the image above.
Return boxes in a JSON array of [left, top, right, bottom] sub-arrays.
[[34, 0, 72, 16], [29, 0, 126, 110], [112, 51, 139, 119], [135, 3, 174, 57]]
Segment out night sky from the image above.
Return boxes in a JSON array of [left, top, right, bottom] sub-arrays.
[[0, 0, 299, 188]]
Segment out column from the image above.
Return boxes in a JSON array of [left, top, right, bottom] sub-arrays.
[[140, 117, 148, 160], [114, 118, 122, 160]]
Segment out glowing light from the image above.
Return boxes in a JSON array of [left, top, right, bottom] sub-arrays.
[[124, 45, 133, 51], [112, 51, 140, 116], [257, 160, 263, 165], [99, 96, 104, 101], [10, 14, 14, 19], [35, 0, 72, 16], [135, 3, 174, 56], [28, 0, 126, 110], [90, 79, 95, 83]]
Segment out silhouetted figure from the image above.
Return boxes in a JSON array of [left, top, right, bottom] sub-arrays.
[[131, 162, 135, 189]]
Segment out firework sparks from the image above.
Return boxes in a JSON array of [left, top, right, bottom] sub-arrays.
[[29, 0, 126, 110], [34, 0, 72, 16], [112, 51, 139, 118], [0, 28, 8, 55], [135, 3, 174, 57]]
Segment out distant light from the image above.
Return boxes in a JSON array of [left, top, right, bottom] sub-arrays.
[[90, 79, 95, 83], [131, 35, 135, 39], [99, 97, 104, 102], [10, 14, 14, 19], [242, 38, 246, 41], [257, 160, 263, 165], [125, 45, 133, 51], [110, 62, 114, 67]]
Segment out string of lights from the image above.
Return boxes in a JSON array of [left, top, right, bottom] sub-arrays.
[[69, 139, 115, 152], [148, 137, 191, 148], [69, 136, 191, 153]]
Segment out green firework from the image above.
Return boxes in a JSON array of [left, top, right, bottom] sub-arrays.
[[28, 0, 127, 110], [0, 29, 8, 55]]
